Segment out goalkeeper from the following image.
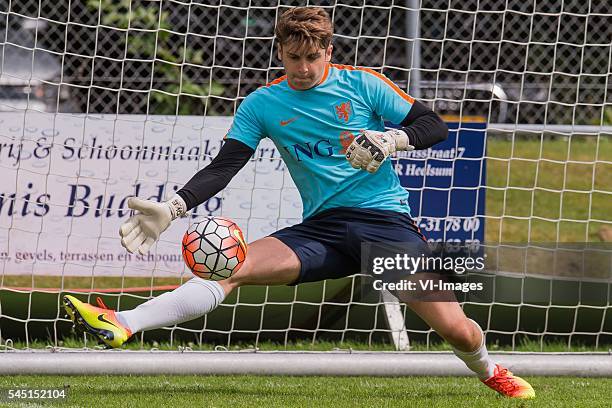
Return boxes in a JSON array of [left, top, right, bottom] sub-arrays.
[[64, 7, 534, 399]]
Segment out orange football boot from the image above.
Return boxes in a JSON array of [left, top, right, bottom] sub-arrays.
[[482, 364, 535, 399]]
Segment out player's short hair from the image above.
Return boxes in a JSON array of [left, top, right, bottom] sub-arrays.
[[275, 7, 333, 52]]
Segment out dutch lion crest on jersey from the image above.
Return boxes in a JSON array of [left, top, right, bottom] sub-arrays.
[[333, 100, 353, 123]]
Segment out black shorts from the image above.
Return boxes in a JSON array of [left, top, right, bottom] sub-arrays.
[[270, 207, 427, 285]]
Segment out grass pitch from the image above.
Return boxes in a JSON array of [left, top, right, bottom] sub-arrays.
[[1, 375, 610, 407]]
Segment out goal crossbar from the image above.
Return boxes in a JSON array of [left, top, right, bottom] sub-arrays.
[[1, 351, 610, 377]]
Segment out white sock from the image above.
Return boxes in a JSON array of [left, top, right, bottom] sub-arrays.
[[115, 278, 225, 333], [452, 319, 496, 380]]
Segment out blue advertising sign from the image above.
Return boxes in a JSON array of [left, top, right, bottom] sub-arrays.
[[392, 120, 486, 243]]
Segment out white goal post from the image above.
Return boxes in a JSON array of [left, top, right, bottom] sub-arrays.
[[1, 350, 612, 377]]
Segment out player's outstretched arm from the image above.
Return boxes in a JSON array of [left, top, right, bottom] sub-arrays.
[[119, 139, 254, 254], [346, 100, 448, 173]]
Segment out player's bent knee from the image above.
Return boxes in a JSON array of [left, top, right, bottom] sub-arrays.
[[438, 320, 479, 349]]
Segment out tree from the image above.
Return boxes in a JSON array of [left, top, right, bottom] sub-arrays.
[[87, 0, 223, 115]]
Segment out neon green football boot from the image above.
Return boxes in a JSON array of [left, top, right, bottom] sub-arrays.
[[63, 295, 132, 348]]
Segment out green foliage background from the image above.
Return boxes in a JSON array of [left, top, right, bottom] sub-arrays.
[[88, 0, 224, 114]]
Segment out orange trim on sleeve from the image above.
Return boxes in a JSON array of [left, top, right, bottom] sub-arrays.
[[330, 63, 415, 104]]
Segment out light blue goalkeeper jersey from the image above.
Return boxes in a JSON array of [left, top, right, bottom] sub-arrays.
[[226, 63, 415, 219]]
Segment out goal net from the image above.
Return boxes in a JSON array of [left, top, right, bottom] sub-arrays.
[[1, 0, 610, 351]]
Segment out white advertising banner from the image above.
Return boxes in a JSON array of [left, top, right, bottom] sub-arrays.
[[0, 113, 302, 277]]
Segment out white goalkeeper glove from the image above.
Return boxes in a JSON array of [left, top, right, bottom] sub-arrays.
[[346, 129, 414, 173], [119, 194, 187, 254]]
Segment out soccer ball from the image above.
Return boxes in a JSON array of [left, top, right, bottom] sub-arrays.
[[181, 217, 247, 280]]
